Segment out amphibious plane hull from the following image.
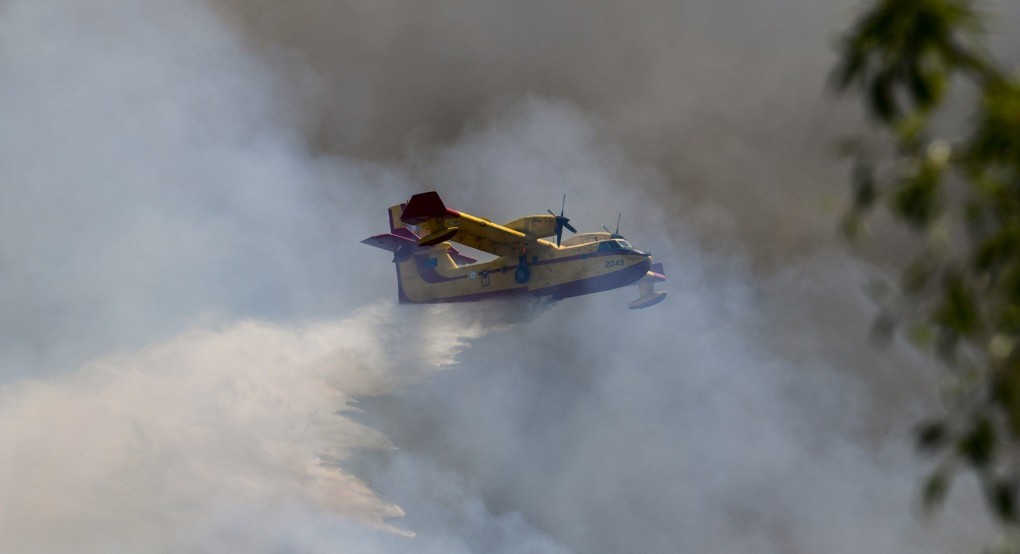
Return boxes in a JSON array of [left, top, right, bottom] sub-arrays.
[[395, 251, 651, 304]]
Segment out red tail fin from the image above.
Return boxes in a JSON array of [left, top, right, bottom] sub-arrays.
[[400, 191, 460, 224]]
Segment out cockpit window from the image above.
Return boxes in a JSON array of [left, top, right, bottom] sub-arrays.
[[597, 240, 629, 252]]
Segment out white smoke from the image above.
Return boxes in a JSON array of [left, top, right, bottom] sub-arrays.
[[0, 1, 564, 550], [0, 300, 545, 553], [354, 101, 995, 553], [0, 0, 403, 380], [3, 0, 1016, 552]]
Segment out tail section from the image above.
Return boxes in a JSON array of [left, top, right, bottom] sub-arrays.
[[363, 204, 477, 304], [391, 244, 461, 304], [362, 227, 476, 266], [399, 192, 463, 246]]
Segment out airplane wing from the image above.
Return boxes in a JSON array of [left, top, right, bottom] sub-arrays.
[[400, 191, 554, 258]]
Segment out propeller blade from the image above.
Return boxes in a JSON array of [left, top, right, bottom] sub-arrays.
[[602, 224, 611, 234], [547, 194, 576, 247], [615, 213, 621, 235]]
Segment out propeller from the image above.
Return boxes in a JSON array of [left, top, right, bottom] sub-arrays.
[[602, 213, 624, 239], [547, 194, 577, 247]]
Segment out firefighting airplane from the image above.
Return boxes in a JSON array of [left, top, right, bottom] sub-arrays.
[[361, 191, 667, 309]]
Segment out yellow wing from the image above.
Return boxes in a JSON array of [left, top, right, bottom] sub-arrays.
[[400, 192, 556, 258]]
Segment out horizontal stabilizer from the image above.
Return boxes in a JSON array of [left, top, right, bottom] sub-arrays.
[[363, 230, 476, 265], [400, 191, 460, 225], [361, 233, 417, 252]]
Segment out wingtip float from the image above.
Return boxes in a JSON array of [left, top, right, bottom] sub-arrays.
[[362, 191, 667, 310]]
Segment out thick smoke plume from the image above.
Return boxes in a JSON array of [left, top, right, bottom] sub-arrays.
[[0, 306, 471, 552], [4, 0, 1020, 552], [0, 1, 560, 550]]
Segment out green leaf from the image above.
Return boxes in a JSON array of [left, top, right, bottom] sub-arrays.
[[834, 48, 866, 91], [895, 112, 929, 145], [969, 80, 1020, 168], [974, 229, 1020, 273], [908, 62, 936, 108], [959, 416, 996, 468], [936, 274, 979, 337], [993, 368, 1020, 439], [916, 420, 949, 452], [992, 478, 1018, 522], [870, 70, 898, 122], [852, 162, 878, 211]]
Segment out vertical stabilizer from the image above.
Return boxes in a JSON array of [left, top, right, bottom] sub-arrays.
[[388, 204, 408, 232]]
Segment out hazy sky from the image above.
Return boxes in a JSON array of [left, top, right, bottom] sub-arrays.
[[2, 0, 1018, 552]]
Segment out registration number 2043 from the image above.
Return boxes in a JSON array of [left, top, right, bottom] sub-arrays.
[[605, 258, 626, 268]]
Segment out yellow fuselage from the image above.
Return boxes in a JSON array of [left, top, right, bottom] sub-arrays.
[[396, 238, 652, 303]]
